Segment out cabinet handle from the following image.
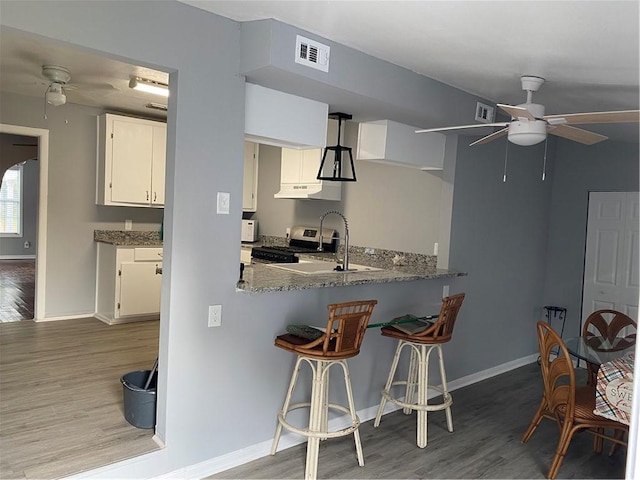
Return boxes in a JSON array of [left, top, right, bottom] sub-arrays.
[[146, 191, 150, 201], [153, 192, 157, 202]]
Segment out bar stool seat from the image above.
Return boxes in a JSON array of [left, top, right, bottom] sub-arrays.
[[374, 293, 465, 448], [270, 299, 377, 480]]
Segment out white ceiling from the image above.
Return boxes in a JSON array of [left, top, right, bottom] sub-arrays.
[[181, 0, 639, 115], [1, 1, 638, 140]]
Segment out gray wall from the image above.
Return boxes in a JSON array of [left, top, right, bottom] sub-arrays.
[[543, 139, 639, 337], [0, 153, 38, 257], [448, 136, 555, 369], [0, 92, 163, 315], [252, 121, 443, 255]]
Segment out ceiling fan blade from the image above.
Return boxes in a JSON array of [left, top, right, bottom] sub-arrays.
[[415, 122, 508, 134], [548, 124, 608, 145], [544, 110, 640, 125], [469, 127, 509, 146], [497, 104, 535, 121]]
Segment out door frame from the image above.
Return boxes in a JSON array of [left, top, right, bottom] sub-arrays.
[[1, 123, 48, 320]]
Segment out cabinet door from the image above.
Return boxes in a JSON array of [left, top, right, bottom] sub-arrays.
[[118, 262, 162, 317], [243, 141, 258, 211], [110, 119, 153, 204], [280, 148, 302, 184], [300, 149, 322, 184], [151, 124, 166, 206]]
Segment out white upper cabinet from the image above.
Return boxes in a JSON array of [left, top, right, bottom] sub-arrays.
[[244, 83, 328, 149], [243, 141, 259, 212], [275, 148, 341, 201], [356, 120, 446, 170], [97, 113, 166, 207]]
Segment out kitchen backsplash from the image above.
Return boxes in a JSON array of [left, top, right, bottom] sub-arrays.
[[257, 235, 437, 269]]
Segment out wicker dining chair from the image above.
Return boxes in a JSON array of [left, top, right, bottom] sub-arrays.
[[521, 321, 628, 480], [270, 299, 378, 480], [582, 309, 636, 385], [373, 293, 465, 448]]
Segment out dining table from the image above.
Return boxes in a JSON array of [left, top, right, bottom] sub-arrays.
[[565, 336, 635, 425]]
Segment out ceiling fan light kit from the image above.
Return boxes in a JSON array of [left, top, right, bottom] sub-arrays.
[[129, 77, 169, 97], [45, 82, 66, 107], [508, 120, 547, 146]]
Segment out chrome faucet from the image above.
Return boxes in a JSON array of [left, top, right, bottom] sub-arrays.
[[318, 210, 349, 271]]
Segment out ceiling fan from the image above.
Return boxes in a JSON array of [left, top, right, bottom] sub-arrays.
[[416, 75, 640, 147], [42, 64, 72, 107]]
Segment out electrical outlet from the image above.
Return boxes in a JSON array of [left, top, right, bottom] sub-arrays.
[[443, 285, 450, 298], [125, 219, 132, 230], [433, 242, 439, 255], [208, 305, 222, 327], [216, 192, 230, 215], [285, 227, 291, 239], [364, 247, 375, 255]]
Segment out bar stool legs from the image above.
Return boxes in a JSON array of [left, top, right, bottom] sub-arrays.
[[374, 340, 453, 448], [271, 356, 364, 480]]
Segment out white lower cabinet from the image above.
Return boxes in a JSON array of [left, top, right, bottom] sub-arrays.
[[95, 244, 162, 325]]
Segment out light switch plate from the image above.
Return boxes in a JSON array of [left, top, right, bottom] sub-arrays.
[[216, 192, 230, 215]]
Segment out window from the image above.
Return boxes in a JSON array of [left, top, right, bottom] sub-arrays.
[[0, 164, 23, 236]]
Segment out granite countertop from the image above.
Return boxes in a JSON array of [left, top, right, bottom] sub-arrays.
[[236, 258, 466, 293], [94, 230, 163, 246]]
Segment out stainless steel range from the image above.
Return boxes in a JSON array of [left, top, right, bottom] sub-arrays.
[[251, 225, 337, 263]]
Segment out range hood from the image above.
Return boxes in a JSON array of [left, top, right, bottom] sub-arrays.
[[274, 182, 341, 200]]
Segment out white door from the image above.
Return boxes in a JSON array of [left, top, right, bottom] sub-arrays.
[[582, 192, 639, 324]]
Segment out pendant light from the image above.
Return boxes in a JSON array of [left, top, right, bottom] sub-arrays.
[[317, 112, 357, 182]]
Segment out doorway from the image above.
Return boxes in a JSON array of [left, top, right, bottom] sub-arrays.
[[0, 126, 48, 320], [0, 133, 39, 321], [582, 191, 639, 327]]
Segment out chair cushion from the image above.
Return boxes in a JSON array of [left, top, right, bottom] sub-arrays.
[[286, 324, 324, 340]]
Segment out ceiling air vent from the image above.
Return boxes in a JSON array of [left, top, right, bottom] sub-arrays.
[[295, 35, 330, 72]]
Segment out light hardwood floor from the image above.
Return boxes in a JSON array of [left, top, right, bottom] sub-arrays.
[[0, 317, 161, 479], [208, 363, 627, 480]]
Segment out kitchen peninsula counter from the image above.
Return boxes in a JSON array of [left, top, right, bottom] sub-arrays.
[[94, 230, 163, 246], [236, 261, 466, 293]]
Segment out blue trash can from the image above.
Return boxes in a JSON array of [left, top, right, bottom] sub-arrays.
[[121, 370, 156, 429]]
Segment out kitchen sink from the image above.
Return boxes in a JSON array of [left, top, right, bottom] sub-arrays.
[[267, 260, 383, 275]]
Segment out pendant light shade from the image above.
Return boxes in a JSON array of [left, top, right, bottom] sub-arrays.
[[317, 112, 357, 182]]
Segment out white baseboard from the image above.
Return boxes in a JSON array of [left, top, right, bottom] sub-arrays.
[[153, 353, 539, 479], [0, 255, 36, 260], [35, 313, 96, 322]]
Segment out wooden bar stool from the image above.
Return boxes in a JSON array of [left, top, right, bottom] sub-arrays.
[[270, 299, 378, 480], [374, 293, 465, 448]]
